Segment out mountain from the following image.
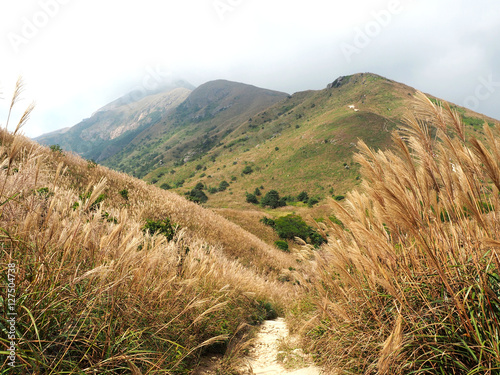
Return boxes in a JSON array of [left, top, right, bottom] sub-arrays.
[[36, 73, 499, 211], [143, 73, 499, 209], [102, 80, 289, 177], [35, 81, 194, 162]]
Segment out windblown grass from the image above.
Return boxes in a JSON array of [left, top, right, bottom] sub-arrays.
[[0, 84, 303, 373], [306, 92, 500, 374]]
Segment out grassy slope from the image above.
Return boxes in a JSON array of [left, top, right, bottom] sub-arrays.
[[0, 121, 318, 373]]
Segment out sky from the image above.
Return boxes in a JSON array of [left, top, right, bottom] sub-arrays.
[[1, 0, 499, 138]]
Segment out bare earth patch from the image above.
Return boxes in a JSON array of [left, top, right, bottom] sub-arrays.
[[243, 318, 321, 375]]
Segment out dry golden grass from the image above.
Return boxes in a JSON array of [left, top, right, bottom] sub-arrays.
[[0, 85, 309, 373], [301, 92, 500, 374]]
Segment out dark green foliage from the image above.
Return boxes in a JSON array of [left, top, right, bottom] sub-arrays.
[[142, 218, 176, 240], [246, 193, 259, 204], [274, 240, 289, 252], [218, 180, 230, 192], [208, 187, 218, 194], [196, 164, 203, 170], [260, 217, 275, 227], [49, 144, 63, 153], [275, 147, 279, 151], [274, 214, 310, 241], [254, 187, 261, 196], [251, 300, 279, 324], [309, 231, 326, 247], [160, 183, 171, 190], [272, 214, 326, 247], [242, 165, 254, 175], [297, 191, 309, 203], [195, 182, 205, 190], [174, 180, 185, 188], [334, 195, 345, 201], [308, 197, 319, 207], [119, 189, 129, 200], [186, 187, 208, 204], [260, 190, 286, 209]]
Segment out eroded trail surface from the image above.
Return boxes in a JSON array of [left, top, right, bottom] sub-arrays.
[[244, 318, 321, 375]]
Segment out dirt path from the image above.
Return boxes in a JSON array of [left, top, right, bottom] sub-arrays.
[[244, 318, 322, 375], [194, 318, 322, 375]]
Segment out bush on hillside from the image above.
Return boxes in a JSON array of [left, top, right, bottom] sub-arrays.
[[142, 218, 177, 240], [297, 191, 309, 203], [218, 180, 230, 192], [186, 187, 208, 204], [274, 240, 289, 252], [274, 215, 310, 241], [242, 165, 254, 175], [246, 192, 259, 204], [260, 190, 286, 209]]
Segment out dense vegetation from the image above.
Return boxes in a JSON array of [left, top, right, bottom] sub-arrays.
[[303, 93, 500, 373]]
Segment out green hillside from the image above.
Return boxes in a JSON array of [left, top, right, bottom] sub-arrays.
[[147, 73, 498, 210]]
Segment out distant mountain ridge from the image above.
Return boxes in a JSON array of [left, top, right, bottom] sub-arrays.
[[35, 81, 194, 162], [35, 73, 499, 208]]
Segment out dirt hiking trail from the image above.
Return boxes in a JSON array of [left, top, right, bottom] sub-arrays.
[[245, 318, 322, 375], [195, 318, 322, 375]]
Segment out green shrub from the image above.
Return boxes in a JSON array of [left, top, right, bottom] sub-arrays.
[[242, 166, 254, 175], [260, 217, 275, 227], [274, 215, 310, 241], [119, 189, 129, 200], [308, 197, 319, 207], [328, 214, 344, 229], [246, 193, 259, 204], [297, 191, 309, 203], [186, 188, 208, 204], [309, 231, 326, 247], [254, 187, 261, 196], [160, 183, 171, 190], [274, 240, 289, 252], [334, 195, 345, 201], [218, 180, 230, 192], [142, 218, 177, 241], [261, 190, 285, 209], [49, 144, 63, 153]]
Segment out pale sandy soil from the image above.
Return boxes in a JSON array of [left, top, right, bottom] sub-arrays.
[[194, 318, 322, 375]]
